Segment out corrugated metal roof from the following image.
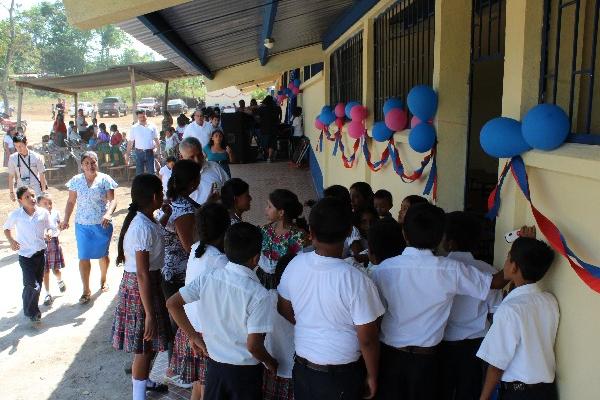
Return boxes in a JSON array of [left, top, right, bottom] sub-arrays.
[[14, 61, 193, 94], [117, 0, 353, 75]]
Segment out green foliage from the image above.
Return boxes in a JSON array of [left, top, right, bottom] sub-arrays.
[[250, 88, 268, 101]]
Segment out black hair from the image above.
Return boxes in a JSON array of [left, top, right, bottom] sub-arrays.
[[368, 218, 406, 263], [68, 121, 75, 126], [166, 159, 201, 199], [209, 112, 219, 120], [374, 189, 393, 204], [167, 126, 176, 133], [239, 99, 246, 106], [509, 237, 555, 282], [323, 185, 352, 209], [359, 206, 379, 221], [208, 128, 228, 148], [135, 110, 145, 115], [37, 193, 51, 202], [444, 211, 482, 253], [292, 107, 302, 117], [309, 197, 353, 244], [99, 123, 106, 131], [224, 222, 263, 265], [117, 174, 162, 265], [250, 99, 258, 106], [194, 203, 231, 258], [221, 178, 249, 209], [177, 113, 190, 126], [12, 135, 27, 144], [166, 156, 177, 164], [403, 194, 428, 207], [274, 253, 296, 288], [16, 186, 30, 199], [403, 203, 446, 249], [110, 124, 118, 132], [350, 182, 374, 209], [269, 189, 303, 223]]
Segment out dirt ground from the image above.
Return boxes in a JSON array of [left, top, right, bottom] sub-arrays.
[[0, 101, 316, 400]]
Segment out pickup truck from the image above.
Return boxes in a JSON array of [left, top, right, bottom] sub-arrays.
[[99, 97, 128, 117], [137, 97, 161, 117]]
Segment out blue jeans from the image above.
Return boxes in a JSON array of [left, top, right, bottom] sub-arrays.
[[135, 149, 155, 175]]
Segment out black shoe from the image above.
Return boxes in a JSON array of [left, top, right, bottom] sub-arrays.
[[30, 313, 41, 323]]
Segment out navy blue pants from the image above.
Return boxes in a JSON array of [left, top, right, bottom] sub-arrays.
[[292, 359, 365, 400], [135, 149, 155, 175], [204, 358, 262, 400], [19, 250, 45, 317]]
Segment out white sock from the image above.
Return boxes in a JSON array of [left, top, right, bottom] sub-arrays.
[[132, 378, 147, 400]]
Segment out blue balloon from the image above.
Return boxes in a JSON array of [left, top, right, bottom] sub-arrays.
[[293, 78, 301, 87], [522, 104, 570, 151], [409, 123, 437, 153], [345, 101, 360, 119], [383, 98, 404, 115], [480, 117, 531, 158], [319, 110, 336, 125], [372, 121, 394, 142], [321, 105, 332, 115], [407, 85, 438, 121]]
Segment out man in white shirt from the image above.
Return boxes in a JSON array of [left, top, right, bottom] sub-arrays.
[[183, 110, 212, 148], [477, 236, 558, 400], [3, 186, 52, 322], [369, 203, 506, 400], [7, 135, 47, 201], [179, 137, 228, 204], [126, 110, 160, 175], [278, 197, 385, 400], [167, 222, 277, 400]]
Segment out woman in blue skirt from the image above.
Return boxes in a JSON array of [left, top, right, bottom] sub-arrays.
[[61, 151, 118, 304]]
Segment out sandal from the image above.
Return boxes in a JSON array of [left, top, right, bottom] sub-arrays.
[[146, 380, 169, 393], [58, 280, 66, 293], [100, 283, 109, 293], [79, 293, 91, 304]]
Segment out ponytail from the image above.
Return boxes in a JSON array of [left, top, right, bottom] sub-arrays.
[[193, 203, 231, 259], [116, 202, 139, 265], [269, 189, 303, 224]]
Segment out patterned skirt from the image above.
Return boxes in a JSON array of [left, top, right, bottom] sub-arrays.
[[263, 369, 294, 400], [45, 237, 65, 272], [111, 271, 172, 353], [169, 328, 208, 384]]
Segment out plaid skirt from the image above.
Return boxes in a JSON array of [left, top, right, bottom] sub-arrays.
[[170, 327, 208, 384], [45, 237, 65, 272], [263, 369, 294, 400], [111, 271, 172, 353]]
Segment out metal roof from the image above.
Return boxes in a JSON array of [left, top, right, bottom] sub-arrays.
[[14, 60, 192, 94], [117, 0, 353, 76]]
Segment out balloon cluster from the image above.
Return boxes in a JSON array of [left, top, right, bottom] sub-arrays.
[[372, 98, 405, 143], [480, 104, 570, 158], [276, 78, 301, 104], [314, 101, 369, 140], [406, 85, 438, 153]]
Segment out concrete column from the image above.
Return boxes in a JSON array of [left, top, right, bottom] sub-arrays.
[[129, 67, 137, 124], [163, 81, 169, 115], [16, 85, 23, 127], [432, 0, 472, 211]]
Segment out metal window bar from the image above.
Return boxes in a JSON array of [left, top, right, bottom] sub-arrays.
[[330, 31, 363, 106], [373, 0, 435, 122], [540, 0, 600, 134], [471, 0, 505, 63]]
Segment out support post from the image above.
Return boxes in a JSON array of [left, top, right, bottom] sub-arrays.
[[129, 67, 137, 123], [163, 80, 169, 115], [16, 85, 23, 127], [73, 92, 78, 118]]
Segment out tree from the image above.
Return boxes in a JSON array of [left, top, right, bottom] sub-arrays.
[[93, 24, 127, 69], [119, 48, 155, 65], [0, 0, 16, 112]]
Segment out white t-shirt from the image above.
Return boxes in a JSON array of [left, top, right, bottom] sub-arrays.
[[7, 150, 46, 196], [180, 262, 273, 365], [4, 134, 14, 149], [291, 116, 303, 137], [265, 289, 295, 378], [277, 251, 385, 365], [444, 252, 503, 341], [477, 283, 559, 384], [47, 209, 61, 238], [159, 165, 172, 195], [165, 134, 180, 151], [3, 206, 51, 257], [189, 161, 229, 205], [122, 212, 164, 273], [183, 121, 212, 148], [76, 115, 87, 132], [370, 247, 493, 348], [184, 243, 228, 332], [130, 122, 158, 150]]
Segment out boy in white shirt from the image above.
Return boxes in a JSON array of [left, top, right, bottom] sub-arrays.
[[439, 212, 503, 400], [369, 203, 506, 400], [3, 186, 52, 323], [167, 222, 277, 400], [277, 197, 385, 400], [477, 235, 558, 400], [158, 156, 176, 197]]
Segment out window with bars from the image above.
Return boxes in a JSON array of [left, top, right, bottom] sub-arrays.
[[329, 31, 363, 106], [304, 62, 324, 81], [471, 0, 505, 63], [540, 0, 600, 135], [373, 0, 435, 121]]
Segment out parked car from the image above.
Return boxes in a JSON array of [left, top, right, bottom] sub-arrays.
[[166, 99, 188, 115], [69, 101, 94, 117], [99, 97, 128, 117], [137, 97, 161, 116]]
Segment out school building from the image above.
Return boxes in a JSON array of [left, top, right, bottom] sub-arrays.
[[64, 0, 600, 398]]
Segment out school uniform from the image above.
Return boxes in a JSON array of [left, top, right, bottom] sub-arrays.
[[477, 283, 559, 400], [438, 252, 503, 400], [369, 247, 493, 400], [45, 209, 65, 273], [3, 206, 51, 318], [277, 251, 385, 400], [179, 261, 273, 400], [111, 212, 172, 353], [7, 150, 46, 196]]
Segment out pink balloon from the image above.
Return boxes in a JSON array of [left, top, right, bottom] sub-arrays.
[[350, 105, 367, 121], [292, 87, 300, 96], [385, 108, 408, 132], [334, 103, 346, 118], [410, 116, 433, 128], [314, 118, 325, 130], [288, 82, 295, 90], [348, 120, 365, 139]]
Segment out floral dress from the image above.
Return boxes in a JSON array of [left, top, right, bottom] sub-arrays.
[[258, 223, 307, 289]]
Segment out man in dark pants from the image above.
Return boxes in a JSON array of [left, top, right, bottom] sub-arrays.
[[4, 186, 51, 323], [126, 110, 160, 175]]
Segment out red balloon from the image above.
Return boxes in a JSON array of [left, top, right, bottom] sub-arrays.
[[350, 105, 367, 121], [288, 82, 295, 90], [385, 108, 408, 132], [348, 120, 365, 139], [292, 87, 300, 96], [314, 118, 325, 130], [334, 103, 346, 118], [410, 116, 433, 128]]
